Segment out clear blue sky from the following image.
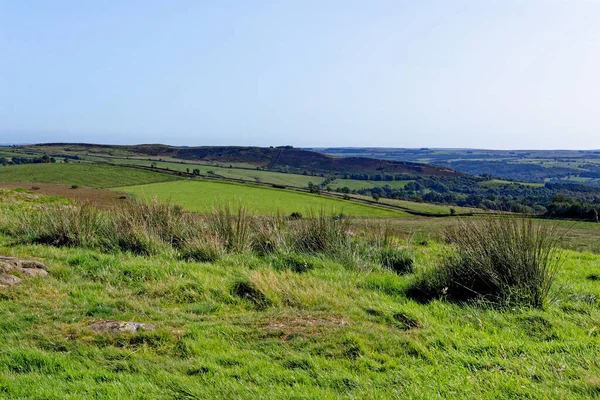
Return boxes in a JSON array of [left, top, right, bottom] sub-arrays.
[[1, 0, 599, 149]]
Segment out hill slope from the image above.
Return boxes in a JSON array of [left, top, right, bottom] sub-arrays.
[[25, 143, 461, 177]]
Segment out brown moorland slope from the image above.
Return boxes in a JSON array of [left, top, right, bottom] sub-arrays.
[[27, 143, 461, 177]]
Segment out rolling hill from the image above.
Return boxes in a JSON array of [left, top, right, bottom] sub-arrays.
[[24, 143, 461, 177]]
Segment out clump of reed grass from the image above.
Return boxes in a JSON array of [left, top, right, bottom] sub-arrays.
[[209, 204, 254, 253], [1, 198, 414, 271], [3, 204, 110, 249], [409, 216, 563, 308], [288, 211, 350, 254], [179, 235, 224, 262], [379, 248, 414, 274]]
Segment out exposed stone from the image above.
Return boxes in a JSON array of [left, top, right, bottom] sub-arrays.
[[89, 320, 156, 334], [18, 268, 48, 277], [0, 256, 49, 287], [0, 256, 48, 271], [0, 273, 22, 287]]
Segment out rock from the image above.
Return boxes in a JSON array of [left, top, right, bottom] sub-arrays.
[[0, 256, 49, 287], [89, 320, 156, 334], [19, 268, 48, 277], [0, 256, 48, 271], [0, 273, 22, 287]]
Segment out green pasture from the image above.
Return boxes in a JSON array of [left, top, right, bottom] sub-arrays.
[[0, 163, 178, 188], [328, 179, 415, 190], [117, 179, 408, 217]]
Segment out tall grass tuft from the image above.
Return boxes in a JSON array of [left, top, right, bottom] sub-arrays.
[[289, 210, 350, 254], [4, 205, 110, 249], [252, 215, 288, 256], [210, 204, 254, 253], [112, 199, 191, 247], [410, 216, 563, 308], [1, 197, 414, 270]]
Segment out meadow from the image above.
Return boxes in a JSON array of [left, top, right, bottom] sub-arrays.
[[328, 178, 415, 191], [0, 189, 599, 398], [0, 163, 178, 188], [117, 180, 409, 217]]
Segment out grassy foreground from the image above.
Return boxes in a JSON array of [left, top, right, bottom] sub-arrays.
[[0, 190, 599, 398], [118, 180, 408, 217]]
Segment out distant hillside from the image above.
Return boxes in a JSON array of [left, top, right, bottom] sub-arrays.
[[311, 147, 600, 187], [26, 143, 461, 177]]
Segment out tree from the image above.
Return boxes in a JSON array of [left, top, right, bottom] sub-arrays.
[[590, 208, 599, 222], [372, 194, 380, 202]]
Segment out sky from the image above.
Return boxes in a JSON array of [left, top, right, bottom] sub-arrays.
[[1, 0, 599, 149]]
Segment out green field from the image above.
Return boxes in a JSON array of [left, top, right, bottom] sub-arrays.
[[477, 179, 545, 188], [0, 163, 178, 188], [79, 157, 324, 188], [378, 197, 478, 214], [328, 179, 415, 190], [1, 187, 600, 398], [118, 180, 408, 217]]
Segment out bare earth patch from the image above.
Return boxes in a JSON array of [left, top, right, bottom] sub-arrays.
[[263, 314, 349, 340]]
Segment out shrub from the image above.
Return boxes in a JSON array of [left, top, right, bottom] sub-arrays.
[[409, 216, 563, 308], [379, 248, 414, 274]]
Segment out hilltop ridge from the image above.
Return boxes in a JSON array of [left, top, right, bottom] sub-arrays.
[[27, 143, 461, 177]]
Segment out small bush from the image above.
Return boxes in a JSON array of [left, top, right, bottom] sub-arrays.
[[379, 249, 414, 274], [409, 216, 563, 308]]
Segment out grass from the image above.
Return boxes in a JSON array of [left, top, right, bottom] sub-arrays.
[[98, 158, 324, 188], [477, 179, 545, 188], [409, 217, 563, 307], [328, 179, 415, 190], [0, 204, 599, 397], [0, 163, 178, 188], [348, 194, 479, 215], [116, 180, 409, 217]]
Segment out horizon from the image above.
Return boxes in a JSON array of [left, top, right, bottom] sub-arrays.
[[2, 142, 600, 153], [2, 1, 600, 149]]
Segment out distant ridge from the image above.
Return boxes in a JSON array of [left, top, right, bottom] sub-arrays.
[[29, 143, 462, 177]]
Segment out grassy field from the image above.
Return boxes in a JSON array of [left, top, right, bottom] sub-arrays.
[[118, 180, 409, 217], [477, 179, 545, 188], [345, 194, 479, 215], [328, 179, 415, 190], [0, 163, 178, 188], [70, 156, 323, 188], [0, 190, 599, 398]]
